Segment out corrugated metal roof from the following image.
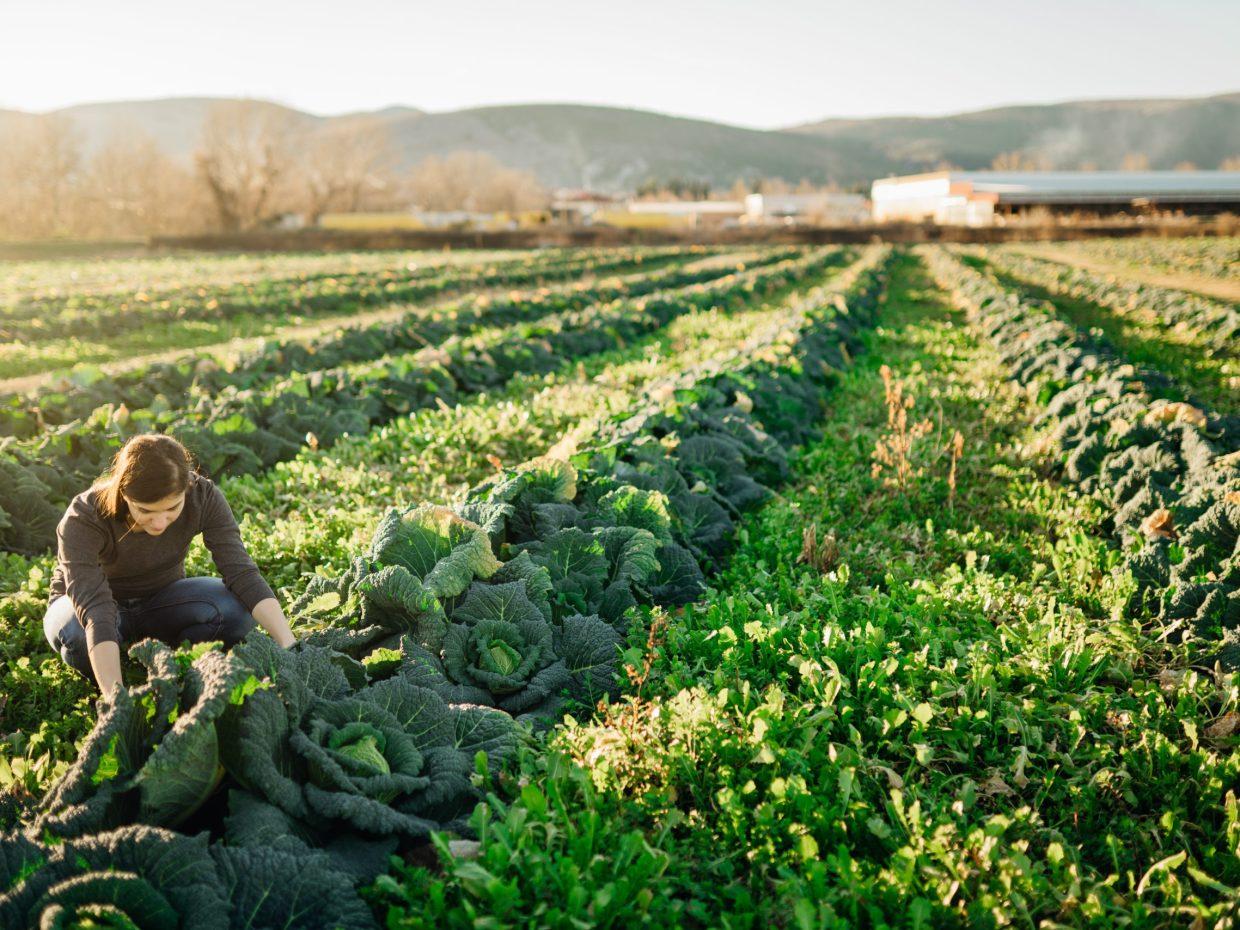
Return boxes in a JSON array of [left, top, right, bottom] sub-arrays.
[[958, 171, 1240, 197], [873, 170, 1240, 205]]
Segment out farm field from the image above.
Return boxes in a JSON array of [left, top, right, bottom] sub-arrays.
[[0, 240, 1238, 928]]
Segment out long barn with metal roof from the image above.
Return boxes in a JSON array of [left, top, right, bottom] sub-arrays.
[[871, 170, 1240, 226]]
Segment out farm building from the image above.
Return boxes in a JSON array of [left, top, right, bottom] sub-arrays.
[[871, 170, 1240, 226], [549, 189, 624, 224], [598, 200, 747, 229], [744, 192, 869, 225]]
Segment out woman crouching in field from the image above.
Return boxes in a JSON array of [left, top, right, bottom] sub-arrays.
[[43, 433, 296, 698]]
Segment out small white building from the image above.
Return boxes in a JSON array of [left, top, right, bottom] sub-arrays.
[[618, 200, 746, 228], [871, 170, 1240, 226], [744, 192, 869, 225]]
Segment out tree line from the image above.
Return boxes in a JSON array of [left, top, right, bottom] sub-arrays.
[[0, 100, 547, 239]]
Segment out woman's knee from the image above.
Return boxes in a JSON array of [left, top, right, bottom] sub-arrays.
[[43, 598, 93, 681], [194, 578, 256, 644], [140, 577, 254, 646], [215, 595, 256, 646], [43, 596, 76, 650]]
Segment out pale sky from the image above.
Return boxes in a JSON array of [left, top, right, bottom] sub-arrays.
[[1, 0, 1237, 128]]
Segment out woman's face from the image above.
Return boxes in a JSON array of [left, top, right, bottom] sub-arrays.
[[123, 491, 187, 535]]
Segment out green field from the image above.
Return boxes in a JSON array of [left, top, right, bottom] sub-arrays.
[[1, 240, 1238, 928]]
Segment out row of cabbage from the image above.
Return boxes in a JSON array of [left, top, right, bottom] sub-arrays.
[[0, 249, 515, 303], [0, 249, 839, 556], [925, 246, 1240, 667], [1, 246, 691, 342], [1041, 236, 1240, 283], [988, 248, 1240, 352], [0, 247, 780, 438], [0, 248, 891, 929]]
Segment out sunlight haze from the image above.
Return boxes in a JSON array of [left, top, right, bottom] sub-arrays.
[[2, 0, 1237, 126]]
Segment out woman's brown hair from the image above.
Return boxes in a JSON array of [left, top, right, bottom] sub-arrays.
[[91, 434, 194, 521]]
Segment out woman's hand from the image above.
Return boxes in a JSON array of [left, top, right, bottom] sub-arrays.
[[251, 597, 296, 649]]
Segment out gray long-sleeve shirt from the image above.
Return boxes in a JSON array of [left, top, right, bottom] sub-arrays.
[[49, 472, 276, 654]]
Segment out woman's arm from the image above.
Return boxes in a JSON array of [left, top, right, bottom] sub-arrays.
[[251, 597, 296, 648], [88, 642, 124, 698], [199, 478, 288, 645], [57, 499, 126, 691]]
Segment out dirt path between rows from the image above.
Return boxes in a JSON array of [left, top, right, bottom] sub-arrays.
[[1010, 245, 1240, 303]]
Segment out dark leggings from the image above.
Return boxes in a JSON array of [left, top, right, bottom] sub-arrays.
[[43, 576, 256, 688]]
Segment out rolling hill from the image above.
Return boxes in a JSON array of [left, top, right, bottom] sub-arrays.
[[2, 92, 1237, 191]]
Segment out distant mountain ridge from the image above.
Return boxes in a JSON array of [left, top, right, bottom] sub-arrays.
[[2, 92, 1237, 191], [790, 93, 1240, 179]]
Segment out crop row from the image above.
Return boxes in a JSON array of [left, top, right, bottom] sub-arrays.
[[0, 248, 707, 382], [925, 246, 1240, 666], [0, 246, 694, 342], [0, 247, 784, 439], [1041, 236, 1240, 283], [0, 249, 511, 303], [0, 251, 861, 794], [0, 249, 891, 928], [986, 248, 1239, 353], [0, 248, 839, 556], [970, 248, 1240, 417]]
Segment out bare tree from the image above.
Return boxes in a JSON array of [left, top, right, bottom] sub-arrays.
[[80, 133, 208, 236], [0, 113, 82, 237], [296, 118, 397, 224], [195, 100, 299, 231], [991, 150, 1050, 171], [407, 151, 545, 213], [727, 179, 750, 202]]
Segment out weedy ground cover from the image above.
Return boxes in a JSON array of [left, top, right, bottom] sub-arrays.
[[370, 254, 1240, 929]]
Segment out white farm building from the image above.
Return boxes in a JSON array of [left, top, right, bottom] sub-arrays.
[[871, 170, 1240, 226], [743, 193, 869, 225]]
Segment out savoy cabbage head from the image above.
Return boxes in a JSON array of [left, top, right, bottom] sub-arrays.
[[0, 823, 379, 930], [401, 576, 623, 724], [370, 504, 502, 599], [0, 826, 229, 930], [292, 505, 503, 656], [514, 525, 661, 628], [460, 455, 580, 547], [34, 640, 262, 840], [223, 634, 515, 840]]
